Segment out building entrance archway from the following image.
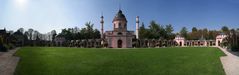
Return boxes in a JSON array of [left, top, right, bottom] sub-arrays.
[[118, 40, 122, 48]]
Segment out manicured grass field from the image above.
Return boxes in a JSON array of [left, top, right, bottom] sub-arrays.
[[15, 47, 225, 75]]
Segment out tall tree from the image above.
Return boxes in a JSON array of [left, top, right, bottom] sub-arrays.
[[85, 22, 94, 39], [165, 24, 174, 39], [93, 29, 101, 39], [139, 23, 147, 39], [18, 28, 24, 34], [221, 26, 229, 34], [202, 28, 208, 39], [192, 27, 198, 32], [180, 27, 188, 39], [12, 30, 25, 46], [190, 27, 199, 40], [148, 21, 160, 39], [33, 31, 40, 40], [51, 30, 57, 41], [28, 29, 34, 40]]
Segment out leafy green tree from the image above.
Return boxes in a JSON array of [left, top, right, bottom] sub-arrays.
[[58, 22, 100, 40], [221, 26, 229, 34], [93, 29, 101, 39], [28, 29, 34, 40], [80, 28, 87, 39], [228, 29, 239, 51], [180, 27, 188, 39], [148, 21, 160, 39], [192, 27, 198, 33], [190, 27, 199, 40], [51, 30, 57, 41], [139, 23, 151, 39], [202, 28, 208, 39], [18, 28, 24, 34], [165, 24, 174, 39], [85, 22, 94, 39]]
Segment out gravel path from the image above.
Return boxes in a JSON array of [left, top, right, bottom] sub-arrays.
[[218, 47, 239, 75], [0, 48, 20, 75]]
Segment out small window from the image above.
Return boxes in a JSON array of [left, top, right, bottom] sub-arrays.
[[118, 32, 122, 35]]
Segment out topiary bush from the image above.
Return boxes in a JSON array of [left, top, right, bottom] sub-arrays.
[[0, 36, 9, 52]]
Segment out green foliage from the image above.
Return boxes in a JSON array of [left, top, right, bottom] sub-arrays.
[[148, 21, 161, 39], [192, 27, 198, 32], [0, 44, 8, 52], [58, 22, 101, 40], [221, 26, 229, 34], [165, 24, 175, 39], [180, 27, 188, 39], [139, 21, 174, 40], [51, 30, 57, 41], [139, 23, 146, 39], [0, 36, 3, 45], [15, 47, 225, 75], [228, 29, 239, 51], [0, 36, 8, 52], [187, 27, 220, 40], [0, 37, 8, 52]]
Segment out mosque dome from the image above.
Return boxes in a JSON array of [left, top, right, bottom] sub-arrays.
[[113, 10, 127, 22]]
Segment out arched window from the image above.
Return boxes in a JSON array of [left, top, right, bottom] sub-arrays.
[[119, 23, 121, 28]]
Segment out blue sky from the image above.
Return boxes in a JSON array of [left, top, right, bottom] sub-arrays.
[[0, 0, 239, 33]]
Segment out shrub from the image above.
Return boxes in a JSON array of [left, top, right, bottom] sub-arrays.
[[0, 37, 8, 52], [8, 43, 15, 49], [231, 45, 239, 51], [0, 44, 8, 52]]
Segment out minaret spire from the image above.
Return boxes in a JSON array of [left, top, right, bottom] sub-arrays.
[[100, 12, 104, 39], [136, 16, 140, 39]]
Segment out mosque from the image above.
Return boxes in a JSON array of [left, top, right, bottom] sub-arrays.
[[99, 9, 227, 48], [100, 9, 139, 48], [54, 9, 228, 48]]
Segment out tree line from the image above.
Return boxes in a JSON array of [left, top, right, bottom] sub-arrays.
[[1, 20, 239, 51], [0, 22, 101, 51], [57, 22, 100, 41], [138, 20, 238, 41], [138, 21, 239, 51], [139, 21, 175, 40]]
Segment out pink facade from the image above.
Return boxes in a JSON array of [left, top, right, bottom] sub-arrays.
[[104, 10, 135, 48], [216, 34, 227, 46], [174, 35, 185, 46], [174, 34, 227, 47]]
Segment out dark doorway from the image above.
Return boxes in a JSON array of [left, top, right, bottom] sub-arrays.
[[118, 40, 122, 48], [179, 42, 182, 46], [218, 41, 221, 46]]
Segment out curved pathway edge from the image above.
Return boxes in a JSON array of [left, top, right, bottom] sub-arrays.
[[218, 47, 239, 75], [0, 48, 20, 75]]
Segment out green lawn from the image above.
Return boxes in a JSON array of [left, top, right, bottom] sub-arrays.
[[15, 47, 225, 75]]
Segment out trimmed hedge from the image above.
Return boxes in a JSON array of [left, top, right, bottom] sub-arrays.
[[0, 44, 8, 52]]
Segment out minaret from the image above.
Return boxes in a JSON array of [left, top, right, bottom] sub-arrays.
[[100, 15, 104, 39], [136, 16, 140, 39]]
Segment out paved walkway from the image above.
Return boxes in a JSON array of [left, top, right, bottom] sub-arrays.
[[218, 47, 239, 75], [0, 48, 20, 75]]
